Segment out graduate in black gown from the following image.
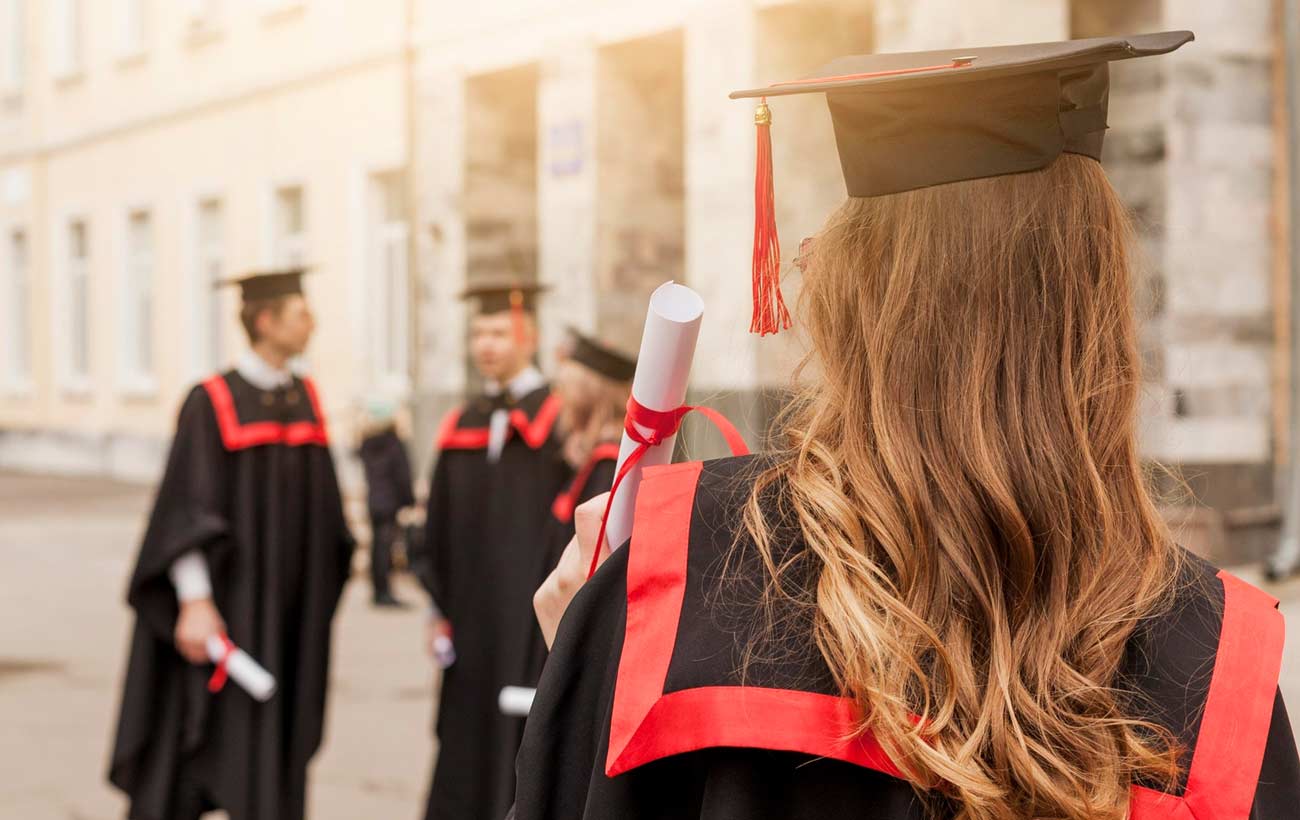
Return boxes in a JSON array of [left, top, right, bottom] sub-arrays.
[[109, 269, 354, 820], [515, 32, 1300, 820], [520, 330, 635, 689], [413, 277, 572, 820]]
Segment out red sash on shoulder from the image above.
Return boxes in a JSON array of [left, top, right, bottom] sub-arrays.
[[608, 463, 1286, 820], [202, 375, 329, 452], [435, 394, 561, 453], [551, 442, 623, 524]]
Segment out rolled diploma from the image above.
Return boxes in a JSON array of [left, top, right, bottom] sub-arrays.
[[206, 635, 278, 702], [499, 685, 536, 717], [602, 282, 705, 551]]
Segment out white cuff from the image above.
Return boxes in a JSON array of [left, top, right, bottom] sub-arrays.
[[169, 550, 213, 603]]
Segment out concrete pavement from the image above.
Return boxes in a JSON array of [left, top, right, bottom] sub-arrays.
[[0, 472, 436, 820]]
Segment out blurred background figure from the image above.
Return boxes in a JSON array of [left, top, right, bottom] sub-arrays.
[[356, 397, 417, 609], [412, 278, 570, 820], [108, 270, 353, 820], [514, 329, 635, 685]]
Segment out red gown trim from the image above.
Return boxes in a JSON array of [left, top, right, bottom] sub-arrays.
[[1129, 570, 1284, 820], [551, 442, 623, 524], [202, 375, 329, 452], [607, 461, 1285, 819], [434, 393, 562, 453]]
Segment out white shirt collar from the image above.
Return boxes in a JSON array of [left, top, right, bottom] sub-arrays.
[[236, 350, 293, 392], [484, 366, 546, 401]]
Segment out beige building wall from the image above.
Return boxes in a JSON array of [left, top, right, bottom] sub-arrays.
[[0, 0, 412, 483]]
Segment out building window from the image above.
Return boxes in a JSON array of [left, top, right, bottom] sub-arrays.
[[118, 0, 147, 59], [185, 0, 222, 37], [121, 210, 154, 389], [195, 198, 225, 371], [273, 185, 306, 266], [52, 0, 83, 79], [6, 228, 31, 390], [2, 0, 24, 93], [370, 172, 410, 387], [63, 219, 91, 387]]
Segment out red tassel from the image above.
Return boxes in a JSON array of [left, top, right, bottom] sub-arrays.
[[751, 98, 790, 336], [510, 289, 527, 346]]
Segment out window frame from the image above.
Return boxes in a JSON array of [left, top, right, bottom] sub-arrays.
[[50, 0, 85, 82], [118, 206, 157, 397], [56, 212, 93, 396], [1, 0, 25, 95], [5, 224, 33, 396], [366, 170, 411, 394]]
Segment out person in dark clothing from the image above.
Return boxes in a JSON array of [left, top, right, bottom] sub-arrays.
[[108, 268, 353, 820], [357, 400, 416, 608], [519, 31, 1300, 820], [410, 276, 571, 820]]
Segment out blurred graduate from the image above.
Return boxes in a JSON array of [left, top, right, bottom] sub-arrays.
[[412, 276, 571, 820], [108, 269, 354, 820], [515, 329, 634, 686]]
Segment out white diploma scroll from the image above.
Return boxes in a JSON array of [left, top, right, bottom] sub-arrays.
[[498, 685, 537, 717], [602, 282, 705, 552], [206, 635, 277, 702]]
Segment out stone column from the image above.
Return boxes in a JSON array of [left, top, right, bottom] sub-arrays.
[[874, 0, 1068, 51], [412, 62, 468, 465], [1156, 0, 1277, 511], [683, 0, 761, 397], [537, 40, 600, 356]]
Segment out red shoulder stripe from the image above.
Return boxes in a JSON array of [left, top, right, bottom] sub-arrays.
[[607, 460, 901, 777], [608, 465, 1286, 819], [511, 392, 561, 450], [434, 407, 492, 452], [200, 375, 328, 451], [551, 442, 623, 524], [1131, 571, 1284, 820]]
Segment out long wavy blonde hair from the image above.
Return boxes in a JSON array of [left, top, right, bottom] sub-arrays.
[[741, 154, 1181, 820]]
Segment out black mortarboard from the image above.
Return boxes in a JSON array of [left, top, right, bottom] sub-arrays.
[[459, 275, 549, 316], [568, 328, 637, 382], [728, 30, 1194, 336], [219, 267, 312, 302]]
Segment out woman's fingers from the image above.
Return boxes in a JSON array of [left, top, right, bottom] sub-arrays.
[[535, 492, 615, 649], [573, 492, 611, 571]]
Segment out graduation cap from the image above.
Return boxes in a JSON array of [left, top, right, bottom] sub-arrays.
[[568, 328, 637, 382], [461, 275, 549, 345], [218, 267, 313, 302], [460, 275, 548, 315], [728, 30, 1194, 336]]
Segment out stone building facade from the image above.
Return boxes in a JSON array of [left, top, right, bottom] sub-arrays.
[[0, 0, 1288, 562], [407, 0, 1288, 562]]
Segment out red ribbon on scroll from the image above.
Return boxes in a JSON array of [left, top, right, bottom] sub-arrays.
[[588, 397, 750, 579], [207, 634, 236, 694]]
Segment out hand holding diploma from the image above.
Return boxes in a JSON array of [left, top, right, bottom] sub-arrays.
[[535, 281, 750, 648], [175, 598, 226, 665], [206, 635, 277, 702], [535, 492, 611, 648]]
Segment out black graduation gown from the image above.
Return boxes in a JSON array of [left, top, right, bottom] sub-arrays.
[[414, 386, 572, 820], [519, 443, 621, 696], [108, 371, 353, 820], [513, 455, 1300, 820]]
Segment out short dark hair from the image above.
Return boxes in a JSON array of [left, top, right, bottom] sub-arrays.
[[239, 297, 289, 344]]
